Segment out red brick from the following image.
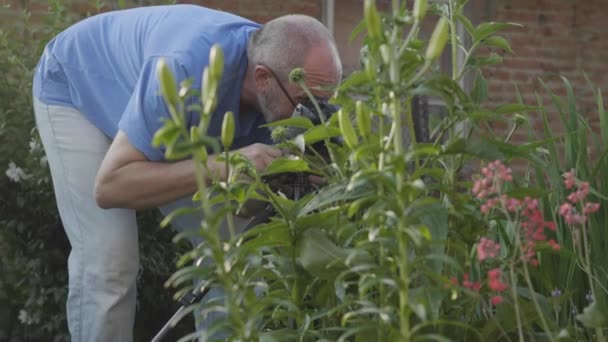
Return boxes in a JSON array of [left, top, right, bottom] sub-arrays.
[[501, 57, 542, 70]]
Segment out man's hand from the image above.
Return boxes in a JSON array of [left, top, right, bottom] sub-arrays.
[[236, 143, 283, 172]]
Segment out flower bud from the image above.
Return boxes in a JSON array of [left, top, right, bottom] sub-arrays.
[[338, 109, 358, 149], [156, 58, 178, 109], [201, 68, 218, 114], [355, 101, 371, 138], [425, 17, 450, 61], [364, 0, 382, 40], [209, 44, 224, 81], [379, 44, 391, 65], [288, 67, 306, 84], [364, 58, 377, 79], [413, 0, 427, 21], [221, 111, 235, 149]]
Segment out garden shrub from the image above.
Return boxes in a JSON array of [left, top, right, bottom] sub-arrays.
[[0, 1, 191, 340]]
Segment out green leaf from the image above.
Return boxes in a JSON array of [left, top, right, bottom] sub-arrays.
[[472, 22, 521, 43], [409, 202, 448, 272], [409, 286, 446, 321], [301, 180, 373, 215], [262, 116, 314, 129], [481, 35, 513, 53], [468, 52, 503, 67], [598, 89, 608, 147], [241, 221, 291, 251], [470, 71, 488, 104], [349, 19, 366, 43], [338, 70, 370, 90], [303, 125, 341, 145], [152, 120, 180, 147], [298, 228, 348, 279], [295, 207, 341, 230], [455, 13, 475, 36], [413, 75, 471, 109], [259, 330, 299, 342], [576, 301, 608, 328], [261, 156, 310, 176], [443, 138, 505, 160]]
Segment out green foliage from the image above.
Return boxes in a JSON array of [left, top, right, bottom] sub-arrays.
[[154, 0, 608, 341], [0, 2, 191, 341]]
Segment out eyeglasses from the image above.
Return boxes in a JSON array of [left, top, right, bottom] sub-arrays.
[[259, 64, 297, 108]]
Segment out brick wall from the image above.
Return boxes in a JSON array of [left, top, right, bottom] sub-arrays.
[[177, 0, 321, 23], [471, 0, 608, 141], [3, 0, 606, 143], [0, 0, 321, 28]]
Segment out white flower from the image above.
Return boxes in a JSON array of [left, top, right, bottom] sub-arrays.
[[40, 155, 48, 167], [29, 139, 41, 153], [5, 161, 30, 182], [18, 309, 32, 325]]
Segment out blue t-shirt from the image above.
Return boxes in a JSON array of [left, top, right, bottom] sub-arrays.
[[33, 5, 271, 161]]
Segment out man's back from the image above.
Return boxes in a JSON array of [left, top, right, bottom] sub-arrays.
[[33, 5, 267, 160]]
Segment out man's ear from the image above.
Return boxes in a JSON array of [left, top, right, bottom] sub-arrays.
[[253, 65, 271, 91]]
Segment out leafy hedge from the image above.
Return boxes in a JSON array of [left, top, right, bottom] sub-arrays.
[[0, 2, 191, 341]]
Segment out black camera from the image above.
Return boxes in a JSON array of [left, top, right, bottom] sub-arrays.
[[264, 98, 340, 200]]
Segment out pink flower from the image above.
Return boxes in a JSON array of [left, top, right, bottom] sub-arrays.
[[472, 160, 513, 200], [491, 295, 504, 306], [488, 268, 508, 292], [505, 197, 521, 212], [563, 169, 576, 189], [559, 202, 573, 216], [548, 239, 561, 250], [583, 202, 600, 214], [567, 213, 587, 225], [567, 182, 590, 204], [462, 273, 481, 292], [477, 237, 500, 262]]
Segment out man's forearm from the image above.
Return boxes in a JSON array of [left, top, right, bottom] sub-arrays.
[[94, 157, 222, 210]]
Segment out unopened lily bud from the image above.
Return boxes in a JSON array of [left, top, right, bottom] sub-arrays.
[[379, 44, 391, 65], [156, 58, 178, 109], [365, 58, 377, 79], [425, 17, 450, 61], [355, 101, 371, 138], [221, 111, 235, 149], [364, 0, 382, 40], [413, 0, 428, 21], [209, 44, 224, 81], [338, 109, 358, 149], [201, 68, 218, 113]]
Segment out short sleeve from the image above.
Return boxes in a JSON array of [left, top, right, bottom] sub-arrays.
[[118, 57, 189, 161]]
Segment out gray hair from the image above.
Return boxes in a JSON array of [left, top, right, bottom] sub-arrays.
[[247, 15, 342, 81]]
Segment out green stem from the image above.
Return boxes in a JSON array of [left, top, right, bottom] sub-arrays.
[[398, 21, 420, 57], [224, 149, 236, 240], [521, 256, 554, 341], [580, 221, 605, 341], [397, 220, 410, 341], [504, 122, 519, 143], [406, 61, 431, 87], [391, 93, 403, 155], [404, 96, 419, 169], [449, 0, 459, 81], [296, 80, 342, 178], [509, 262, 525, 342]]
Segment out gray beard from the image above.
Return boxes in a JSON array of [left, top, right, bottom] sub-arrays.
[[256, 89, 277, 123]]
